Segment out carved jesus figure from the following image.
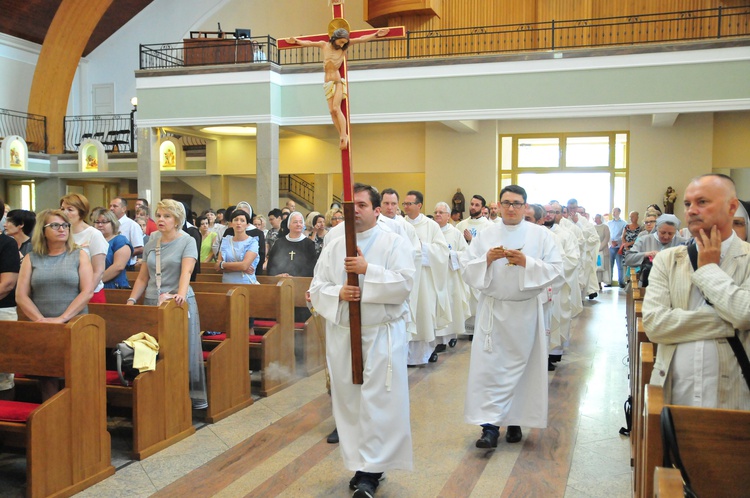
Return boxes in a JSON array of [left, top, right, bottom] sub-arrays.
[[286, 27, 389, 150]]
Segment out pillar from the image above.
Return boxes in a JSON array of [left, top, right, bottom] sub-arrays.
[[137, 127, 161, 204], [314, 173, 333, 214], [256, 123, 279, 217]]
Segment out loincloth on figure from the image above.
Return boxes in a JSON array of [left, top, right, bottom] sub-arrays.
[[324, 79, 347, 100]]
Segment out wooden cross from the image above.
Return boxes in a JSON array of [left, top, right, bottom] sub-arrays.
[[289, 250, 295, 261], [279, 1, 404, 385]]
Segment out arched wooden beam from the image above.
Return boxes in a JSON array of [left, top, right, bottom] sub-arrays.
[[27, 0, 113, 154]]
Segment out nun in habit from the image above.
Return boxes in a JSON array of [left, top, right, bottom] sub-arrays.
[[266, 211, 318, 277]]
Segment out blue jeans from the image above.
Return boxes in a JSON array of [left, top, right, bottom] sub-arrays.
[[610, 245, 624, 285]]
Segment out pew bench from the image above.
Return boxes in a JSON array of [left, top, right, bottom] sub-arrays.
[[635, 341, 655, 498], [93, 296, 195, 460], [0, 315, 114, 497], [190, 280, 295, 396], [194, 288, 254, 422], [256, 275, 326, 376], [651, 404, 750, 497]]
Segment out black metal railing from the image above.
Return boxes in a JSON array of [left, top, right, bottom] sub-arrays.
[[63, 114, 135, 154], [140, 36, 277, 69], [139, 6, 750, 69], [0, 108, 47, 153], [162, 132, 207, 151], [280, 174, 315, 205]]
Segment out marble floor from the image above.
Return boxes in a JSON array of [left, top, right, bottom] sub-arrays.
[[0, 287, 632, 497]]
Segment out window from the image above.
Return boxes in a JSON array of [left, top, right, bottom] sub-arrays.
[[499, 132, 628, 215]]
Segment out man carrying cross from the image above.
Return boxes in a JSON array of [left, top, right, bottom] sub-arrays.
[[286, 26, 389, 150], [310, 183, 416, 497]]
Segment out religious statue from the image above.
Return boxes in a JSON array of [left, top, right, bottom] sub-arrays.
[[663, 186, 677, 214], [452, 188, 465, 213], [286, 26, 389, 150]]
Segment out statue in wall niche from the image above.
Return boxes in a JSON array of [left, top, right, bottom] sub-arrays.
[[452, 188, 466, 213], [663, 186, 677, 214]]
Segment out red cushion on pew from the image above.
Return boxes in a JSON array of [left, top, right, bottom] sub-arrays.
[[0, 400, 39, 422], [249, 335, 263, 343], [204, 333, 226, 341], [106, 370, 125, 385], [202, 351, 210, 360], [294, 322, 305, 329], [254, 320, 276, 328]]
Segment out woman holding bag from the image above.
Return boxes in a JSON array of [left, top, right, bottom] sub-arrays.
[[126, 199, 208, 410]]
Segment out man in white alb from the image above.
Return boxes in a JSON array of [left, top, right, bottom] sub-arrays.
[[461, 185, 562, 448], [310, 183, 416, 497]]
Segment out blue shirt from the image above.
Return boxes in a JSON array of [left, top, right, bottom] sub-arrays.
[[607, 218, 627, 245]]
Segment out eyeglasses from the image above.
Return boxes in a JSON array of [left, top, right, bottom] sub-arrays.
[[500, 201, 525, 209], [546, 210, 561, 215], [44, 222, 71, 231], [331, 216, 344, 221], [93, 220, 110, 225], [402, 202, 418, 207]]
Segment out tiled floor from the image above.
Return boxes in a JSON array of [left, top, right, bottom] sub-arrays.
[[0, 287, 632, 497]]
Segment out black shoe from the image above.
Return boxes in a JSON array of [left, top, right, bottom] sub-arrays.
[[435, 344, 447, 353], [588, 292, 598, 300], [549, 354, 562, 363], [475, 430, 499, 448], [619, 283, 626, 288], [429, 352, 438, 363], [505, 426, 523, 443], [548, 360, 556, 372], [327, 428, 339, 444], [449, 338, 458, 348], [353, 480, 376, 498]]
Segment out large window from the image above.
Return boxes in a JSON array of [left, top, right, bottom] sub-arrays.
[[499, 132, 628, 216]]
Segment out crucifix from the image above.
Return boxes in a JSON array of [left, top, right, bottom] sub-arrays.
[[288, 250, 295, 261], [279, 1, 404, 384]]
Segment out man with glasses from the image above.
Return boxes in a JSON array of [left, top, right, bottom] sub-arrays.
[[461, 185, 562, 449], [402, 191, 451, 365]]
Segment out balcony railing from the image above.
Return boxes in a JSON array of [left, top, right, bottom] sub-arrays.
[[63, 114, 135, 154], [280, 174, 315, 206], [0, 108, 47, 153], [140, 6, 750, 70]]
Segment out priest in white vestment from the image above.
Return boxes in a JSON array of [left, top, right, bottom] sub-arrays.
[[594, 214, 612, 286], [461, 186, 563, 448], [310, 184, 416, 495], [567, 199, 600, 300], [433, 202, 471, 346], [555, 202, 584, 317], [403, 191, 452, 364]]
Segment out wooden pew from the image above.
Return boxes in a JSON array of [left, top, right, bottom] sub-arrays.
[[0, 315, 115, 497], [635, 341, 655, 498], [92, 297, 195, 460], [642, 384, 665, 498], [190, 280, 295, 397], [256, 275, 326, 376], [653, 467, 683, 497], [651, 405, 750, 497], [194, 287, 254, 423]]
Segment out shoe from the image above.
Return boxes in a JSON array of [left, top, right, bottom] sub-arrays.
[[327, 428, 339, 444], [549, 354, 562, 363], [475, 430, 499, 448], [588, 292, 598, 300], [448, 338, 458, 348], [619, 283, 626, 288], [352, 480, 376, 498], [435, 344, 447, 353], [192, 400, 208, 410], [429, 352, 438, 363], [505, 425, 523, 443], [548, 360, 556, 372]]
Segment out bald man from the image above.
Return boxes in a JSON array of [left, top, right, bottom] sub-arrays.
[[643, 174, 750, 409]]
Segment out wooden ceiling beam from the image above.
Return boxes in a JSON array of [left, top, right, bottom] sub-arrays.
[[27, 0, 113, 154]]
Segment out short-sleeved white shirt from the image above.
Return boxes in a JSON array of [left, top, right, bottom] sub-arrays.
[[118, 215, 144, 266], [73, 225, 108, 293]]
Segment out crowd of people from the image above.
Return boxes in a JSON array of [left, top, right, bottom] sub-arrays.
[[1, 173, 748, 497]]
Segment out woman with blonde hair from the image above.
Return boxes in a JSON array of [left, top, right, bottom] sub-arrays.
[[126, 199, 208, 409], [61, 193, 108, 302], [16, 209, 95, 399], [325, 207, 344, 228]]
